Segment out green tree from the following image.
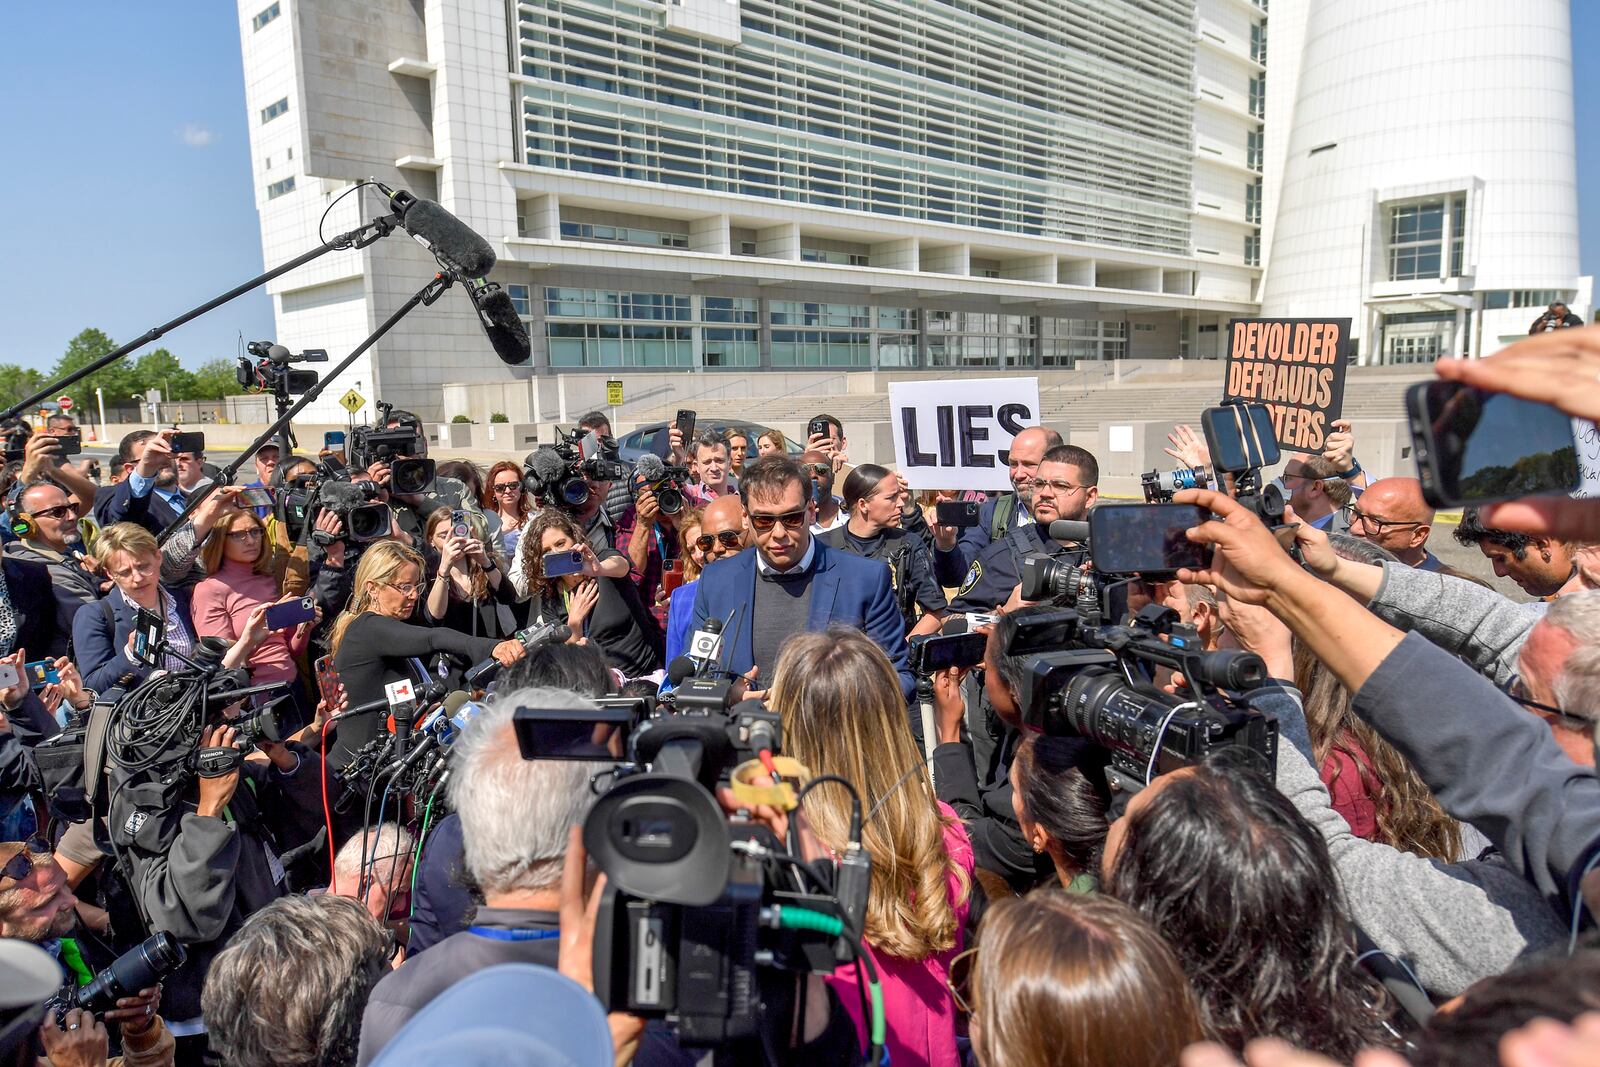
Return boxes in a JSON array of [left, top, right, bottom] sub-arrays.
[[51, 329, 139, 406], [130, 348, 197, 402], [0, 364, 48, 410], [191, 358, 246, 400]]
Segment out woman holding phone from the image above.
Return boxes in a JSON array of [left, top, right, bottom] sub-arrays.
[[520, 510, 662, 680], [421, 507, 521, 639], [192, 507, 318, 730]]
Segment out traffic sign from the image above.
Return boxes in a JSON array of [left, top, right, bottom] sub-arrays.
[[340, 389, 366, 414], [606, 379, 624, 406], [57, 396, 73, 412]]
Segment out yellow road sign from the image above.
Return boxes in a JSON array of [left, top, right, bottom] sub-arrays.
[[605, 380, 624, 406], [340, 389, 366, 414]]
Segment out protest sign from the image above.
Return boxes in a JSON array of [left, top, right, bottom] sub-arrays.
[[1223, 318, 1350, 452], [891, 377, 1040, 491]]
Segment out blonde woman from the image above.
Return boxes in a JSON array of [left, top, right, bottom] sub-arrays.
[[327, 542, 525, 768], [756, 428, 787, 457], [766, 627, 973, 1067]]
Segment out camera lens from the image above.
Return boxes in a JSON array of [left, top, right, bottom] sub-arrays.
[[347, 503, 391, 541], [561, 478, 591, 506], [657, 487, 683, 515], [74, 932, 186, 1015], [391, 458, 435, 496]]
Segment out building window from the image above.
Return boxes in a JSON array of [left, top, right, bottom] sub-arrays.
[[1250, 21, 1268, 64], [266, 177, 296, 200], [559, 221, 688, 249], [1482, 289, 1572, 310], [252, 2, 280, 31], [1387, 194, 1467, 282], [1244, 233, 1261, 267], [1248, 75, 1266, 119], [1245, 179, 1262, 225], [1247, 128, 1263, 171], [260, 97, 289, 124]]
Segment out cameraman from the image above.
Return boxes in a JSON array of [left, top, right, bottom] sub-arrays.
[[1529, 299, 1583, 334], [616, 469, 684, 628], [364, 411, 484, 545], [108, 715, 324, 1055], [950, 444, 1098, 614]]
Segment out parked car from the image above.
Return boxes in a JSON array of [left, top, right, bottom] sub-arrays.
[[615, 420, 802, 464]]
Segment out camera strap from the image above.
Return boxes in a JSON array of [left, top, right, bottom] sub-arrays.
[[467, 926, 559, 942]]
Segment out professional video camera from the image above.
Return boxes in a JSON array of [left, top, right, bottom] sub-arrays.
[[1001, 603, 1276, 797], [49, 932, 186, 1026], [522, 426, 630, 507], [512, 619, 885, 1063], [349, 401, 435, 496], [273, 456, 393, 546], [634, 452, 691, 515], [236, 341, 328, 397]]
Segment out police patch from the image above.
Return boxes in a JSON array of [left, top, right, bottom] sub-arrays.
[[958, 561, 983, 598]]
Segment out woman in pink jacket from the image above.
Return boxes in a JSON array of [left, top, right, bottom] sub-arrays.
[[191, 507, 316, 731], [765, 627, 974, 1067]]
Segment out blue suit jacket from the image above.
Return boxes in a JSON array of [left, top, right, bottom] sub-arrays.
[[663, 580, 699, 666], [71, 589, 196, 695], [95, 479, 184, 538], [690, 542, 914, 699]]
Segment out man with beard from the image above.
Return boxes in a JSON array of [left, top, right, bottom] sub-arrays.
[[931, 426, 1062, 587], [96, 430, 187, 537], [950, 444, 1098, 613]]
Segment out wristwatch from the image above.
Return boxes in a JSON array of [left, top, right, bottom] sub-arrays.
[[484, 559, 499, 573], [1335, 462, 1363, 480]]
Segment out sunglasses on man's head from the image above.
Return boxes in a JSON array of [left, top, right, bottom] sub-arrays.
[[695, 530, 743, 552], [749, 509, 808, 532]]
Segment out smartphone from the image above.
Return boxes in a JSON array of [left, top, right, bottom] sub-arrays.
[[23, 660, 59, 690], [807, 415, 830, 442], [314, 655, 341, 708], [512, 706, 633, 761], [170, 431, 206, 455], [450, 508, 472, 539], [0, 662, 17, 692], [909, 632, 988, 675], [1202, 403, 1280, 474], [674, 409, 697, 444], [661, 557, 686, 596], [1405, 381, 1581, 508], [132, 607, 165, 667], [935, 500, 982, 528], [264, 596, 316, 632], [324, 430, 346, 450], [543, 549, 586, 578], [1089, 503, 1209, 576], [239, 487, 274, 509], [51, 433, 82, 457]]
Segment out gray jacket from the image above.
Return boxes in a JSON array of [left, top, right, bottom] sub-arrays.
[[1261, 682, 1565, 996], [1367, 562, 1543, 687], [3, 539, 101, 655]]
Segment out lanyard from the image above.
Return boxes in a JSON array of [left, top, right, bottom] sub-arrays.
[[468, 926, 560, 942]]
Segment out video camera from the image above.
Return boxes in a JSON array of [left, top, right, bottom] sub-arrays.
[[523, 426, 630, 508], [0, 418, 30, 463], [1000, 603, 1277, 797], [50, 932, 186, 1026], [237, 341, 328, 397], [513, 619, 881, 1061], [276, 457, 393, 546], [349, 402, 435, 496], [633, 453, 691, 516]]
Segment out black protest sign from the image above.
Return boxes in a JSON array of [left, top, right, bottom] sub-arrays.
[[1224, 318, 1351, 452]]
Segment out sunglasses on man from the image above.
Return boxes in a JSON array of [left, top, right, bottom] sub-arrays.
[[749, 509, 808, 532], [695, 530, 743, 552], [1, 838, 51, 884]]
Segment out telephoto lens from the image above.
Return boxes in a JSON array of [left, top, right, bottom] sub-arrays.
[[72, 932, 187, 1015]]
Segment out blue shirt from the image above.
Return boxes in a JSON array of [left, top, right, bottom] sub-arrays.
[[126, 471, 187, 513]]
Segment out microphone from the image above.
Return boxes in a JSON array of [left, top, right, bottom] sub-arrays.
[[666, 656, 697, 687], [336, 681, 447, 723], [466, 280, 530, 366], [464, 621, 572, 688], [524, 447, 568, 494], [1048, 520, 1090, 544], [382, 188, 497, 278], [634, 452, 666, 483], [688, 617, 724, 676], [940, 616, 969, 636]]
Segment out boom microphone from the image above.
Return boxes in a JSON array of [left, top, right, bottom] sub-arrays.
[[467, 280, 531, 366], [524, 447, 568, 492], [383, 189, 497, 278], [634, 452, 666, 482]]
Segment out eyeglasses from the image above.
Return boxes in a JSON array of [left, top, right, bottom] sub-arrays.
[[946, 946, 979, 1015], [1497, 675, 1586, 727], [695, 530, 744, 552], [492, 482, 522, 495], [749, 509, 809, 532], [1035, 480, 1089, 495], [226, 527, 264, 542], [111, 559, 157, 580], [1, 838, 51, 884], [1344, 506, 1422, 534], [384, 581, 423, 595], [27, 503, 78, 522]]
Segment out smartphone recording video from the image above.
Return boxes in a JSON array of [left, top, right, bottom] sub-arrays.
[[1089, 503, 1209, 577], [1406, 381, 1582, 508]]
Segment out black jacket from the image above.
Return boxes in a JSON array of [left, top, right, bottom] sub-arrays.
[[3, 555, 59, 666]]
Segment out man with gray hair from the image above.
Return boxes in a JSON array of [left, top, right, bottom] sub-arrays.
[[357, 687, 609, 1066], [203, 894, 393, 1067], [331, 823, 416, 930]]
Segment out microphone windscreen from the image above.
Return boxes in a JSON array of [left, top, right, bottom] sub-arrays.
[[441, 690, 471, 715], [940, 616, 969, 635], [1049, 520, 1090, 543], [666, 656, 696, 685], [703, 618, 723, 635], [551, 624, 572, 643], [402, 199, 497, 277], [526, 447, 567, 484], [634, 453, 666, 481], [471, 283, 531, 366]]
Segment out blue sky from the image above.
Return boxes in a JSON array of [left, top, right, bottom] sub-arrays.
[[1, 4, 1597, 374]]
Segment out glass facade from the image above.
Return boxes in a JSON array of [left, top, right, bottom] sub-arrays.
[[251, 2, 280, 31], [260, 97, 289, 124], [512, 285, 1127, 368], [514, 0, 1195, 253], [265, 176, 295, 199], [1386, 194, 1466, 282]]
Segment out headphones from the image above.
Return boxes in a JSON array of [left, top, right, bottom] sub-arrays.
[[9, 512, 34, 540]]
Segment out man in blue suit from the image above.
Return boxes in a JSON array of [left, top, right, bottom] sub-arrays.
[[690, 455, 913, 699], [95, 429, 188, 537]]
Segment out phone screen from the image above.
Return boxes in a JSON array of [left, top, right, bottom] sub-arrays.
[[23, 661, 59, 690], [170, 431, 206, 455], [133, 608, 165, 667], [512, 707, 631, 760], [325, 431, 346, 447], [1410, 382, 1580, 506], [1089, 504, 1209, 576], [912, 632, 988, 673]]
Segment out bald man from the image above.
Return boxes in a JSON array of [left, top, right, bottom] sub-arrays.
[[1348, 477, 1485, 586], [931, 425, 1064, 587], [663, 494, 748, 667]]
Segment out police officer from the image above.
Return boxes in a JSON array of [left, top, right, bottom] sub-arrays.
[[931, 426, 1063, 588], [950, 444, 1098, 613], [821, 465, 947, 638]]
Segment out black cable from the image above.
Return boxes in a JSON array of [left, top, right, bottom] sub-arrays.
[[791, 774, 865, 848], [319, 181, 382, 246]]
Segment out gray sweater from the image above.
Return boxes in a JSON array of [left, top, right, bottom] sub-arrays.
[[1367, 562, 1544, 688], [1259, 683, 1565, 996]]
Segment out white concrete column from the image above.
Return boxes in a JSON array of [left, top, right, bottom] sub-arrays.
[[689, 215, 731, 254], [870, 237, 918, 271]]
